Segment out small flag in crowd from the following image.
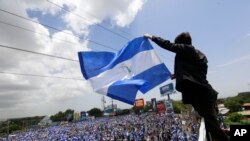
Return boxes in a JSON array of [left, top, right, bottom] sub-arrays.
[[78, 37, 171, 104]]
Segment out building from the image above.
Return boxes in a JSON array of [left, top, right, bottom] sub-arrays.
[[242, 103, 250, 110], [238, 103, 250, 121], [218, 104, 230, 116], [238, 110, 250, 121]]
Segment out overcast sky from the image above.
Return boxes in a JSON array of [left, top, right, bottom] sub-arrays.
[[0, 0, 250, 120]]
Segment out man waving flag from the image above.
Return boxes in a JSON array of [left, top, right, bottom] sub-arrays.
[[78, 37, 171, 104]]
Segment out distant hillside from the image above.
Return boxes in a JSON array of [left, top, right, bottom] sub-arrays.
[[238, 92, 250, 97], [224, 91, 250, 112], [228, 91, 250, 103]]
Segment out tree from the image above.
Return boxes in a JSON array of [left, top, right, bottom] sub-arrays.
[[143, 105, 151, 112], [228, 112, 244, 122], [65, 109, 74, 122], [116, 109, 130, 115], [88, 108, 102, 117], [9, 124, 22, 132], [50, 109, 74, 122], [224, 98, 242, 112], [172, 101, 191, 114], [173, 101, 182, 114], [224, 92, 250, 112]]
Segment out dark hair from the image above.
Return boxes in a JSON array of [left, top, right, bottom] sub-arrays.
[[174, 32, 192, 45]]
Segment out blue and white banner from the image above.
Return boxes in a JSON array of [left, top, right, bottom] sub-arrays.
[[78, 37, 171, 104]]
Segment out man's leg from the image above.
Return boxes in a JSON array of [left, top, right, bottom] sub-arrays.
[[192, 103, 229, 141]]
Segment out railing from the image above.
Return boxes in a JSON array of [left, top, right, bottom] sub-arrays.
[[198, 118, 207, 141]]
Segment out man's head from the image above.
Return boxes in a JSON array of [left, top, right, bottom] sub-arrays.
[[174, 32, 192, 45]]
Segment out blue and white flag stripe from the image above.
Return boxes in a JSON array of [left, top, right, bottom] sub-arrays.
[[78, 38, 153, 79], [78, 37, 171, 104], [89, 50, 163, 93]]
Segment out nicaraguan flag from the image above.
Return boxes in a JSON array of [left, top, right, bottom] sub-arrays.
[[78, 37, 171, 104]]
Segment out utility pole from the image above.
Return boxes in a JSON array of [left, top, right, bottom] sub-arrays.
[[6, 120, 9, 141], [248, 83, 250, 91], [111, 98, 114, 113], [102, 96, 106, 111]]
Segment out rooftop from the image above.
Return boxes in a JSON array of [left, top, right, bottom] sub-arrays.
[[242, 103, 250, 107], [238, 110, 250, 116]]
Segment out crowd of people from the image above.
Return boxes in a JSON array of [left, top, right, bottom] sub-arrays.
[[1, 112, 200, 141]]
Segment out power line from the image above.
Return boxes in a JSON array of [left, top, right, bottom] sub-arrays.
[[0, 44, 79, 62], [0, 42, 174, 71], [0, 23, 174, 70], [0, 42, 175, 70], [0, 20, 76, 46], [46, 0, 131, 41], [0, 8, 117, 51], [0, 45, 174, 80], [0, 18, 173, 62], [0, 7, 174, 57], [0, 20, 101, 51], [0, 20, 174, 69], [0, 71, 83, 81], [51, 1, 174, 62], [0, 8, 174, 64]]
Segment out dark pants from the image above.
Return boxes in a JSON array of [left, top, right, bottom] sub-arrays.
[[192, 102, 229, 141], [181, 81, 229, 141]]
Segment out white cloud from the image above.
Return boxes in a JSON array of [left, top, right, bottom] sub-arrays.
[[112, 0, 145, 27], [216, 54, 250, 68], [0, 0, 146, 119], [17, 0, 147, 35]]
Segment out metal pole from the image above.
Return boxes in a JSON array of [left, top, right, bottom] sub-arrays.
[[102, 96, 105, 111], [6, 120, 9, 141], [111, 99, 114, 113]]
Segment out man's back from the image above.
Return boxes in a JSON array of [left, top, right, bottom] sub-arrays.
[[174, 46, 209, 91]]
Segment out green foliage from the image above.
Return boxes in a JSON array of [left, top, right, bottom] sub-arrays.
[[9, 124, 22, 131], [172, 101, 191, 114], [224, 99, 242, 112], [50, 109, 74, 122], [239, 120, 250, 125], [224, 92, 250, 112], [50, 111, 64, 122], [0, 116, 44, 135], [173, 101, 181, 114], [87, 108, 102, 117], [143, 105, 151, 112], [238, 92, 250, 97], [224, 117, 231, 127], [228, 112, 244, 122], [224, 112, 247, 126], [65, 109, 74, 122], [116, 109, 130, 116]]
